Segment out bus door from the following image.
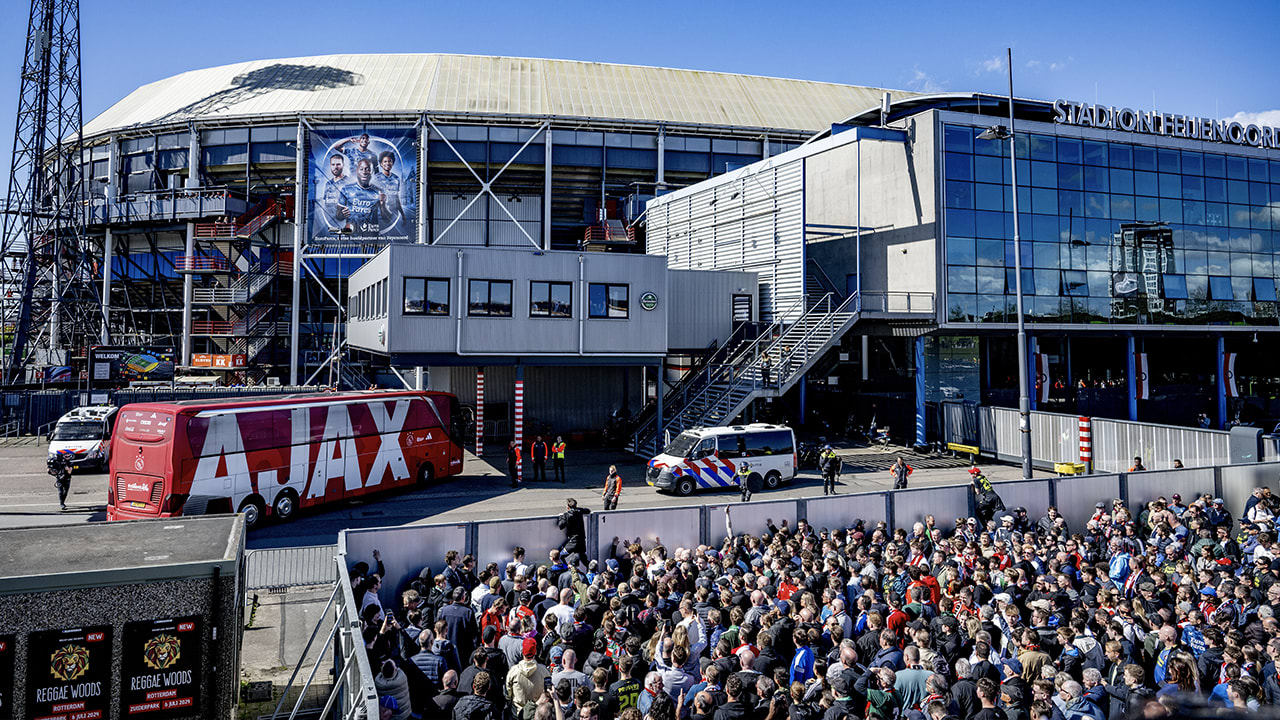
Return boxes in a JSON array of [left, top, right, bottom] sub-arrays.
[[111, 408, 177, 517]]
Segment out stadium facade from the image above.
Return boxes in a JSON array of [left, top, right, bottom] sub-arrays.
[[73, 53, 904, 401]]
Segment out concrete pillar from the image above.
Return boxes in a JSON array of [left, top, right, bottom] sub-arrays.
[[418, 121, 428, 245], [289, 121, 306, 386], [1127, 336, 1138, 421], [861, 335, 869, 382], [181, 222, 194, 366], [915, 335, 926, 446], [1216, 336, 1228, 429], [656, 125, 665, 188], [185, 128, 199, 189], [475, 369, 485, 456], [514, 366, 524, 479]]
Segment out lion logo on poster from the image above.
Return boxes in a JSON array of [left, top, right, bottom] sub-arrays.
[[143, 634, 181, 670], [50, 643, 91, 681]]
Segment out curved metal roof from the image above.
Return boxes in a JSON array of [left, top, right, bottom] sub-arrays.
[[82, 53, 912, 138]]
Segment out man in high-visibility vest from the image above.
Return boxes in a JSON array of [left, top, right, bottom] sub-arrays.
[[552, 436, 567, 483], [736, 461, 755, 503]]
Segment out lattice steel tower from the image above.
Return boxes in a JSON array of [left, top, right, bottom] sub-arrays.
[[0, 0, 99, 383]]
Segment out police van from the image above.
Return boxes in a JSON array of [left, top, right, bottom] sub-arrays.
[[47, 405, 119, 472], [646, 423, 796, 496]]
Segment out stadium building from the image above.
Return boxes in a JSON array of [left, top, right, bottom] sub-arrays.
[[71, 53, 909, 435]]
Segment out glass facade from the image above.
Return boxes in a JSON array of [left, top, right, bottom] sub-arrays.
[[942, 123, 1280, 326]]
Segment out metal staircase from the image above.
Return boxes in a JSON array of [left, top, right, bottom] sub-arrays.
[[628, 290, 860, 457]]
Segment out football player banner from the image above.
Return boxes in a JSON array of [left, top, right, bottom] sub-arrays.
[[121, 616, 202, 718], [310, 127, 418, 244], [26, 625, 112, 720], [0, 634, 13, 720], [1134, 352, 1150, 400]]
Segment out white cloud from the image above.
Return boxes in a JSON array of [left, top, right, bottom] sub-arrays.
[[1025, 60, 1042, 69], [906, 66, 945, 93], [1226, 109, 1280, 126], [1049, 57, 1073, 72], [976, 56, 1004, 75]]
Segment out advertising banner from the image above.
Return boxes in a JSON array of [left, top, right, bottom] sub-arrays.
[[121, 616, 202, 718], [309, 127, 418, 244], [191, 354, 247, 369], [1134, 352, 1150, 400], [1224, 352, 1238, 397], [0, 634, 12, 720], [89, 346, 176, 383], [26, 625, 112, 720]]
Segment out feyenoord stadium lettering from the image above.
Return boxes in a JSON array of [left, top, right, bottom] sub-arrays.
[[1053, 99, 1280, 149]]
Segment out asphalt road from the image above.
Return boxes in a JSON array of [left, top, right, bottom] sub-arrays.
[[0, 440, 1047, 549]]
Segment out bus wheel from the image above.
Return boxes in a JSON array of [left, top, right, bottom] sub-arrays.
[[417, 463, 434, 487], [675, 477, 695, 496], [238, 497, 266, 528], [273, 490, 298, 522], [764, 471, 782, 490]]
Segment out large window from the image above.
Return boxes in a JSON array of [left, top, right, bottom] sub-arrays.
[[404, 277, 450, 315], [468, 280, 512, 317], [530, 281, 573, 318], [588, 283, 629, 318], [943, 121, 1280, 325]]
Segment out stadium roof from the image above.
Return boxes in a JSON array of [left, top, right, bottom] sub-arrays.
[[82, 54, 912, 138]]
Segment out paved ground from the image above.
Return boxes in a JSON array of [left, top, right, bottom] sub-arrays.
[[0, 439, 1047, 548]]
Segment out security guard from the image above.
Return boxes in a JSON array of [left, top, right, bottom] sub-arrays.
[[601, 465, 622, 510], [736, 461, 756, 503], [552, 436, 567, 483], [530, 436, 549, 482], [820, 446, 840, 495]]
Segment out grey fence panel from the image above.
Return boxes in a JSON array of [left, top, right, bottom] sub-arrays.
[[344, 523, 469, 608], [1124, 468, 1217, 513], [1220, 462, 1280, 522], [1092, 418, 1229, 472], [595, 507, 702, 563], [891, 485, 970, 532], [804, 492, 888, 533], [474, 514, 566, 571], [942, 402, 978, 446], [1263, 436, 1280, 463], [980, 407, 1078, 469], [704, 499, 799, 547], [1054, 474, 1121, 535], [244, 544, 338, 589], [991, 480, 1052, 523]]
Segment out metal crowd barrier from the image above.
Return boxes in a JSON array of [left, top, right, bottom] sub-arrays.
[[941, 401, 1232, 472]]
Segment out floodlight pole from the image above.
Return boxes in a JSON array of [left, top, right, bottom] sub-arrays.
[[1004, 47, 1033, 480]]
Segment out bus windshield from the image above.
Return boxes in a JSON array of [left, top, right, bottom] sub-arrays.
[[663, 431, 700, 458], [51, 421, 104, 441]]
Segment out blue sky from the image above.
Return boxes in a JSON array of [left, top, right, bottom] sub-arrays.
[[1, 0, 1278, 176]]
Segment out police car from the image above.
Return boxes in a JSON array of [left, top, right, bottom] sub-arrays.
[[646, 423, 796, 496], [47, 405, 118, 472]]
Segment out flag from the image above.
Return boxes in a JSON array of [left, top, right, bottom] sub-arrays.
[[1134, 353, 1149, 400], [1035, 353, 1050, 403], [1224, 352, 1238, 397]]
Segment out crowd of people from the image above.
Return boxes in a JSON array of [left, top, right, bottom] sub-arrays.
[[350, 474, 1280, 720]]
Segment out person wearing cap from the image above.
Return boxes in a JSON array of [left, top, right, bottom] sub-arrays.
[[1206, 497, 1232, 529], [504, 637, 550, 719], [970, 467, 1004, 526]]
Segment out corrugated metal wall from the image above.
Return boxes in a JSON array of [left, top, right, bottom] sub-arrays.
[[647, 158, 804, 323], [432, 193, 542, 247], [434, 365, 642, 433]]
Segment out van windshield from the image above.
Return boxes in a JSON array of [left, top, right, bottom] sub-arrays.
[[663, 431, 700, 459], [51, 421, 103, 441]]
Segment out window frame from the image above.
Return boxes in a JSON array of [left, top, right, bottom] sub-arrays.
[[588, 282, 630, 319], [403, 276, 451, 316], [529, 280, 574, 319], [467, 279, 514, 317]]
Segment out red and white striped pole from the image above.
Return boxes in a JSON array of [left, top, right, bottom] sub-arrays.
[[475, 370, 485, 456], [514, 379, 525, 480], [1078, 416, 1092, 472]]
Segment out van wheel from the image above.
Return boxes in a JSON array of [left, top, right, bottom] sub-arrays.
[[238, 496, 266, 528], [417, 463, 434, 487], [675, 477, 695, 496], [764, 471, 782, 490], [273, 490, 298, 522]]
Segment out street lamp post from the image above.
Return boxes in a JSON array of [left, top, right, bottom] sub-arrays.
[[978, 47, 1033, 479]]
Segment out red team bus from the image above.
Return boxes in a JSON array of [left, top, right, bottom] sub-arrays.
[[106, 390, 464, 527]]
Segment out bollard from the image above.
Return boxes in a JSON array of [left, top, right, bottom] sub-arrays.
[[1078, 416, 1092, 473]]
